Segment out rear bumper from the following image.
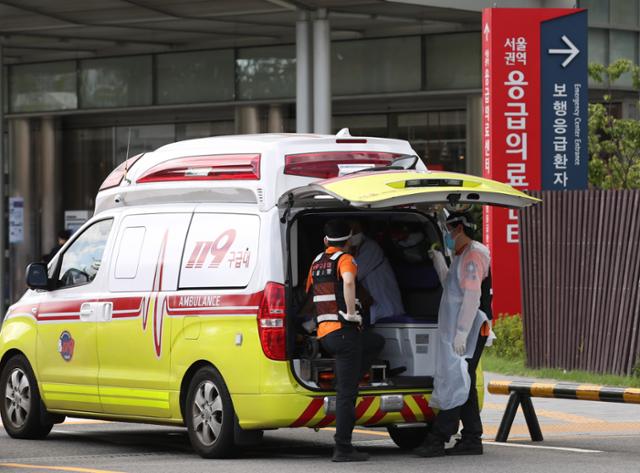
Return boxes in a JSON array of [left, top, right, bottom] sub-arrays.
[[233, 391, 436, 430]]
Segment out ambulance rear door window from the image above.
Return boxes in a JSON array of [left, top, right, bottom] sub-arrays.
[[179, 213, 260, 289]]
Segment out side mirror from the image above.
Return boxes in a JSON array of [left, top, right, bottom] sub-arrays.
[[25, 263, 50, 290]]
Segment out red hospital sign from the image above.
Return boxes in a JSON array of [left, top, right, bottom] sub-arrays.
[[482, 8, 586, 316]]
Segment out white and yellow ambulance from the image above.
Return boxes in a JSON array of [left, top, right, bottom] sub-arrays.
[[0, 131, 538, 458]]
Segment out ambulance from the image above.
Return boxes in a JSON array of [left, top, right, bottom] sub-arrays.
[[0, 131, 538, 458]]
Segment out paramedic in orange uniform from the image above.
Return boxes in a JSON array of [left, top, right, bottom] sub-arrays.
[[306, 219, 384, 462]]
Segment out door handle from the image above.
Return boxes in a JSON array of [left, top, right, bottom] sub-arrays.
[[100, 302, 113, 322], [79, 303, 94, 322]]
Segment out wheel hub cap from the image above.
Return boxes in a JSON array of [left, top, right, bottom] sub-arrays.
[[4, 367, 30, 429], [192, 380, 223, 447]]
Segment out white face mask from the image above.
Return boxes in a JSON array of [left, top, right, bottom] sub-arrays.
[[350, 232, 364, 247]]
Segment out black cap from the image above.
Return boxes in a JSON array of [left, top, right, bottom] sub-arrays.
[[58, 229, 72, 240], [324, 219, 352, 242]]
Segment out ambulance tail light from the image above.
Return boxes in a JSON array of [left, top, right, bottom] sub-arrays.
[[284, 152, 400, 179], [136, 154, 260, 183], [258, 282, 287, 361], [99, 154, 144, 190]]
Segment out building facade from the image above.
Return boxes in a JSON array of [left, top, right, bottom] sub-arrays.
[[0, 0, 638, 307]]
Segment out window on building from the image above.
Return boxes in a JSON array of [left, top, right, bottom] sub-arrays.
[[332, 114, 388, 137], [3, 66, 7, 114], [79, 56, 152, 108], [609, 30, 638, 88], [610, 0, 638, 28], [397, 110, 466, 173], [63, 127, 114, 210], [581, 0, 609, 25], [589, 29, 608, 65], [10, 61, 77, 112], [236, 45, 296, 100], [175, 121, 235, 141], [156, 49, 235, 104], [63, 124, 176, 210], [115, 124, 176, 160], [56, 219, 113, 289], [425, 32, 481, 90], [588, 29, 608, 86], [332, 37, 421, 95]]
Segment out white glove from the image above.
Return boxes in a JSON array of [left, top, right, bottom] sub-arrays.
[[453, 331, 467, 356], [339, 310, 362, 324], [428, 249, 448, 284]]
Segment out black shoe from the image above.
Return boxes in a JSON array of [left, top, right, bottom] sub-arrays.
[[445, 438, 483, 456], [414, 437, 446, 458], [332, 448, 370, 462]]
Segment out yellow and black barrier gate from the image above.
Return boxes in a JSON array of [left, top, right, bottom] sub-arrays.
[[487, 380, 640, 442]]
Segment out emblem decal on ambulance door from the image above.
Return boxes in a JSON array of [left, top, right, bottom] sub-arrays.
[[58, 331, 75, 362]]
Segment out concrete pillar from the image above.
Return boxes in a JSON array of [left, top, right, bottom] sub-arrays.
[[235, 106, 261, 134], [313, 8, 331, 134], [40, 117, 61, 254], [296, 11, 313, 133], [267, 105, 285, 133], [466, 94, 483, 177], [9, 118, 35, 303]]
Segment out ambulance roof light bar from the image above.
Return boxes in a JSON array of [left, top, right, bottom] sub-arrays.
[[136, 154, 261, 183]]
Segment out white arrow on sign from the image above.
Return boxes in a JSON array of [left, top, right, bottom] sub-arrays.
[[483, 23, 490, 40], [548, 35, 580, 68]]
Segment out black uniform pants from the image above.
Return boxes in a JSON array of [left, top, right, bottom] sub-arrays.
[[432, 333, 488, 443], [320, 325, 385, 451]]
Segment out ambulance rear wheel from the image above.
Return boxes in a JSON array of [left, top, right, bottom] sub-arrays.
[[387, 424, 429, 450], [0, 354, 53, 439], [185, 366, 235, 458]]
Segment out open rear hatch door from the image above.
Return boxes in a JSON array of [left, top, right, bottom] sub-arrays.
[[278, 170, 540, 210]]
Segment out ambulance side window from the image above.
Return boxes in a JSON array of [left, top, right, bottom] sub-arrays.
[[56, 219, 113, 289], [109, 213, 191, 293], [179, 213, 260, 289], [114, 227, 145, 279]]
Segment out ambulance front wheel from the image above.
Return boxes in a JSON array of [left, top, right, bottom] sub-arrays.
[[0, 354, 54, 439], [185, 365, 236, 458], [387, 424, 430, 450]]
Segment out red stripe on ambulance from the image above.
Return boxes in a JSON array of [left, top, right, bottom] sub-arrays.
[[290, 398, 324, 427], [311, 414, 336, 428], [363, 409, 387, 426], [412, 395, 435, 421], [355, 396, 375, 420], [400, 402, 417, 423]]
